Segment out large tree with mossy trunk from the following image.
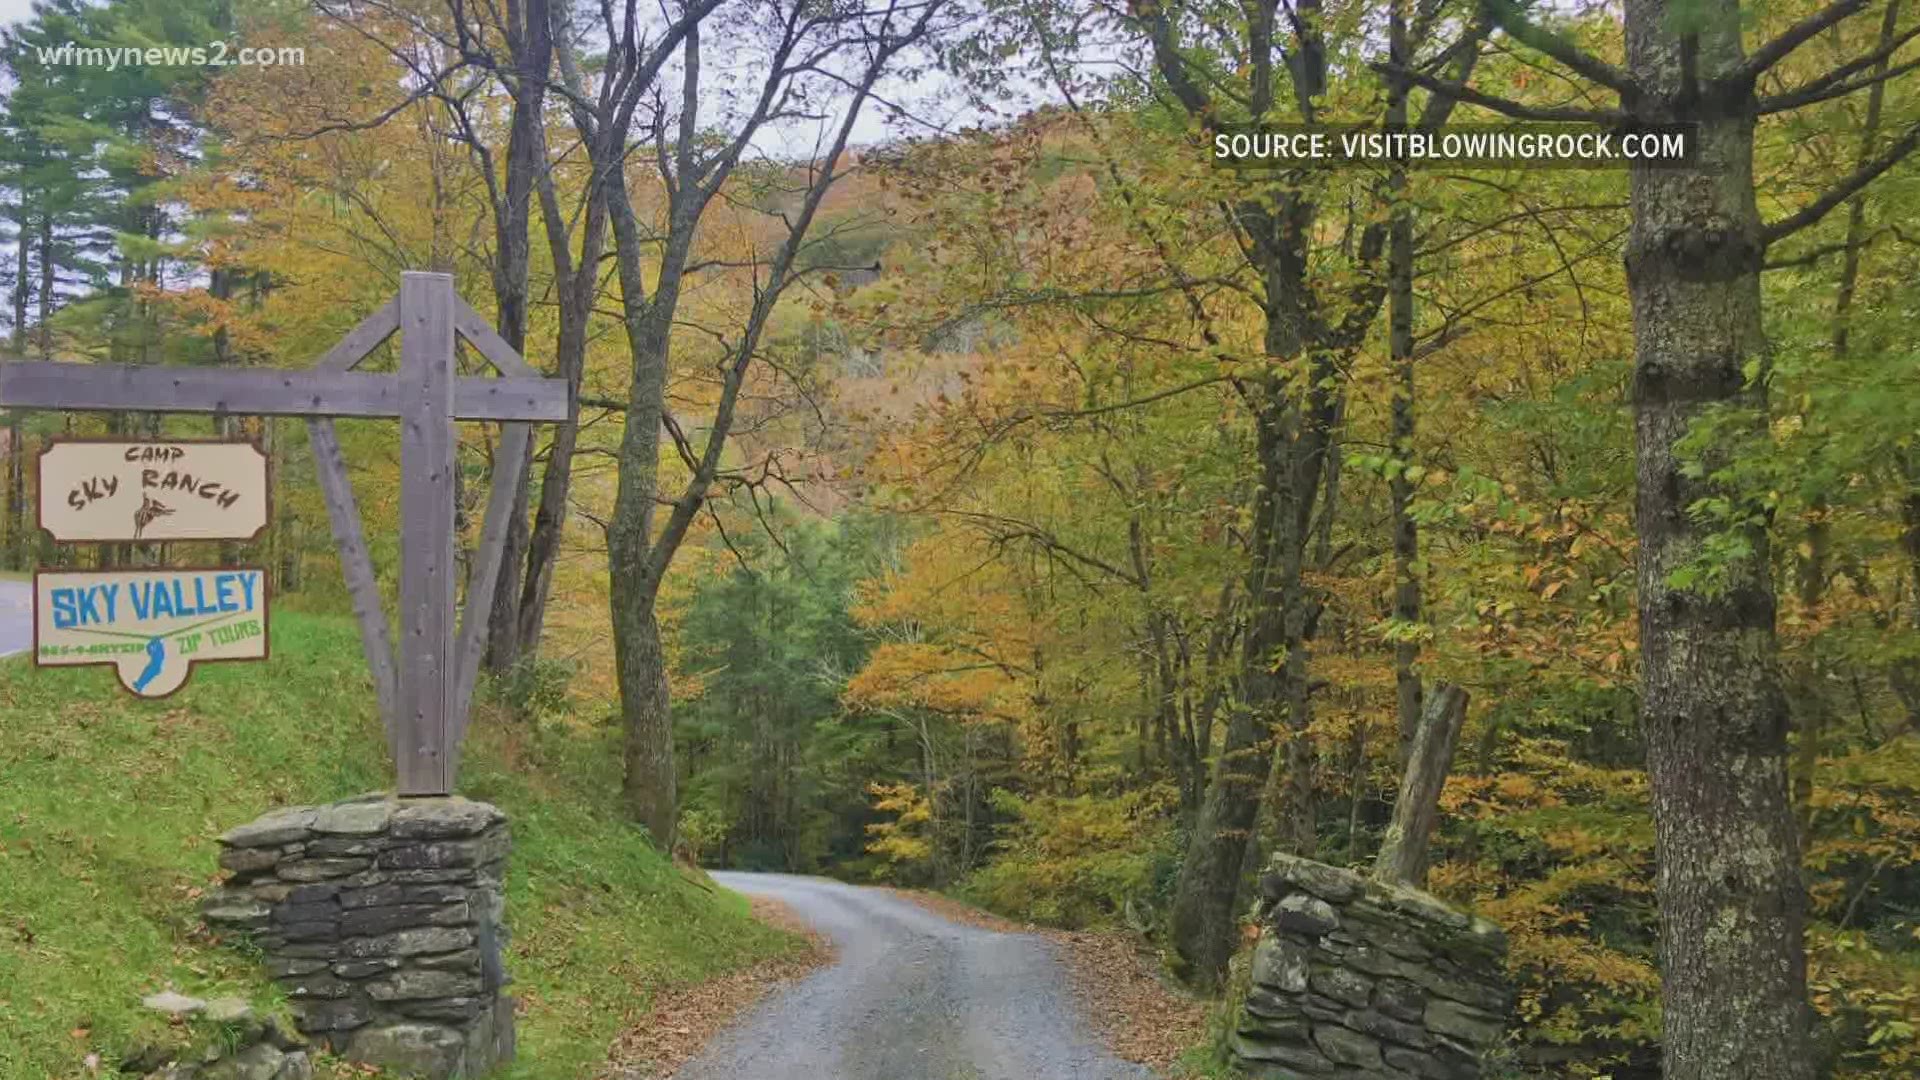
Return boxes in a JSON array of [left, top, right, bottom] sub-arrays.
[[1413, 0, 1920, 1074]]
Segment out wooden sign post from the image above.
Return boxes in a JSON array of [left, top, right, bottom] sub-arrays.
[[0, 272, 565, 796]]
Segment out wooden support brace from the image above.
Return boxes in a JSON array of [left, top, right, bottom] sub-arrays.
[[1372, 682, 1469, 889], [313, 300, 400, 373], [453, 297, 540, 378], [306, 299, 405, 741], [308, 417, 400, 736], [451, 421, 533, 757]]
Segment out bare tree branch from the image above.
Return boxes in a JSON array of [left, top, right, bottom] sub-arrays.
[[1760, 53, 1920, 113], [1741, 0, 1873, 85], [1757, 20, 1920, 112], [1376, 61, 1624, 123], [1479, 0, 1639, 100], [1761, 120, 1920, 245]]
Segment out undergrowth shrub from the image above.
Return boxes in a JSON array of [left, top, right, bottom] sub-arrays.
[[960, 784, 1180, 929]]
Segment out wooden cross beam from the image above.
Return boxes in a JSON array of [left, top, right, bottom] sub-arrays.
[[0, 272, 566, 796]]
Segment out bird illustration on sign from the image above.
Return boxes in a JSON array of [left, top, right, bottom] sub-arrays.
[[133, 495, 174, 539], [37, 441, 267, 543]]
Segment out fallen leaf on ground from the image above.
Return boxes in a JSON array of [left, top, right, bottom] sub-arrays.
[[599, 895, 833, 1079]]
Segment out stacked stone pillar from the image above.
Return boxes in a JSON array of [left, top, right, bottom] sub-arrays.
[[202, 794, 514, 1079], [1233, 853, 1511, 1079]]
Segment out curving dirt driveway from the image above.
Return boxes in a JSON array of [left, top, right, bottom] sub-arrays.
[[0, 577, 31, 657], [675, 873, 1157, 1080]]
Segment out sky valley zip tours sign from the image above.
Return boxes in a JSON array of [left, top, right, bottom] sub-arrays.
[[35, 567, 268, 696]]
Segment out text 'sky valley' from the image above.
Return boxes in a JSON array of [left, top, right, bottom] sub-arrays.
[[35, 568, 267, 696]]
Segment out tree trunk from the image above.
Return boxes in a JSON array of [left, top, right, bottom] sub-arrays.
[[11, 222, 26, 353], [615, 597, 677, 846], [1897, 475, 1920, 729], [605, 155, 688, 841], [269, 418, 302, 591], [1279, 642, 1316, 852], [1180, 578, 1238, 813], [1622, 4, 1815, 1074], [1168, 649, 1284, 989], [37, 216, 53, 360], [515, 395, 579, 655], [1169, 391, 1323, 989], [480, 0, 554, 674], [8, 207, 32, 568], [210, 269, 249, 566], [483, 449, 531, 669], [5, 219, 22, 571], [1372, 683, 1466, 888], [515, 278, 589, 659], [1343, 716, 1369, 861], [5, 409, 21, 570], [1387, 0, 1423, 765], [479, 364, 530, 674], [516, 14, 608, 660], [589, 0, 911, 848]]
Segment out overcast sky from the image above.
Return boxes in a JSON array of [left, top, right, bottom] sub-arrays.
[[0, 0, 1016, 152]]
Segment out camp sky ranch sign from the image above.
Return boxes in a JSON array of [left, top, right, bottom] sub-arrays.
[[39, 439, 271, 542], [0, 272, 568, 795]]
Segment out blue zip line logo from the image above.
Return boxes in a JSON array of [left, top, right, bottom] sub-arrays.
[[133, 636, 166, 693]]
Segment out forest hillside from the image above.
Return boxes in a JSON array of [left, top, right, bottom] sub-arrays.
[[0, 611, 801, 1078], [0, 0, 1917, 1078]]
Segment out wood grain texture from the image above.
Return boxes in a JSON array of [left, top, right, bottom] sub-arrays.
[[312, 299, 401, 373], [451, 422, 532, 753], [0, 362, 565, 422], [308, 417, 399, 735], [396, 272, 458, 796], [452, 377, 568, 421]]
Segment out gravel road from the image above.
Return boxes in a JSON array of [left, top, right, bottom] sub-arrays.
[[0, 577, 30, 657], [676, 873, 1157, 1080]]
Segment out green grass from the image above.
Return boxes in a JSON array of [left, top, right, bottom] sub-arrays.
[[0, 610, 797, 1079]]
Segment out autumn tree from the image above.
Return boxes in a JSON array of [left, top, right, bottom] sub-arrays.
[[674, 507, 891, 871], [1414, 0, 1920, 1074], [361, 0, 561, 673], [570, 0, 961, 843], [314, 0, 644, 675], [1107, 0, 1488, 989]]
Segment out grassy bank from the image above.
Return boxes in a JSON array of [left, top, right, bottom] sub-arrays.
[[0, 611, 798, 1079]]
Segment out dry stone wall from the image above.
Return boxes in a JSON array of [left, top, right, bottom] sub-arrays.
[[201, 794, 514, 1079], [1234, 853, 1511, 1079], [126, 992, 312, 1080]]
